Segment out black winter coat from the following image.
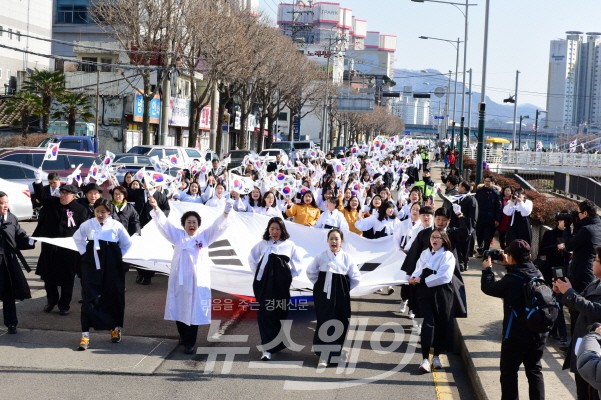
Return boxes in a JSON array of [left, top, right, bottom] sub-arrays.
[[475, 186, 501, 224], [111, 202, 141, 236], [0, 212, 35, 300], [537, 227, 572, 284], [557, 280, 601, 372], [565, 216, 601, 293], [127, 189, 170, 228], [33, 198, 88, 284], [481, 261, 547, 345]]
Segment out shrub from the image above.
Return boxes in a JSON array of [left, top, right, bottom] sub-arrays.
[[0, 133, 50, 147], [463, 155, 578, 225]]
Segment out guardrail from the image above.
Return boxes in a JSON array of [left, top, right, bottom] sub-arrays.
[[501, 151, 601, 170]]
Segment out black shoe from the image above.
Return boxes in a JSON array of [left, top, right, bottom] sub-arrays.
[[135, 275, 144, 284], [7, 326, 17, 334], [141, 277, 152, 285], [476, 247, 484, 255], [184, 346, 195, 355], [59, 309, 70, 316], [43, 304, 55, 313], [463, 265, 469, 271]]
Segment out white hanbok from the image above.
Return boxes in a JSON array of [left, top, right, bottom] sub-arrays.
[[151, 208, 229, 325]]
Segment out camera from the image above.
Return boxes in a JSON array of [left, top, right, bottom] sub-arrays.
[[552, 267, 565, 280], [483, 249, 504, 261], [511, 194, 518, 201], [555, 212, 571, 222]]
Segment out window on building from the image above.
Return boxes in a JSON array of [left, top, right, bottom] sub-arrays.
[[81, 57, 97, 72], [100, 57, 113, 72], [8, 29, 12, 39], [0, 26, 3, 37], [0, 69, 3, 79], [57, 0, 90, 24], [16, 31, 21, 42]]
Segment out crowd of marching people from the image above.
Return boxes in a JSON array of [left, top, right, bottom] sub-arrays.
[[3, 135, 601, 397]]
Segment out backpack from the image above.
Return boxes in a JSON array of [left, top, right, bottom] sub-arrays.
[[505, 272, 559, 337]]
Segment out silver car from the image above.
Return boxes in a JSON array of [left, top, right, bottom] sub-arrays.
[[0, 177, 34, 221], [0, 160, 49, 196]]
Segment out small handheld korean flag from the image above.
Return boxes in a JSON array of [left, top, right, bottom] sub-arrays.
[[536, 141, 543, 151], [102, 150, 116, 168], [43, 142, 59, 163]]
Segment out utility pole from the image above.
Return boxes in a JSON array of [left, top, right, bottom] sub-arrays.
[[512, 70, 520, 149], [159, 0, 173, 145]]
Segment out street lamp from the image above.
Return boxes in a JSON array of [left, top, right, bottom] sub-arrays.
[[518, 115, 529, 150], [475, 0, 490, 183], [411, 0, 477, 172], [534, 109, 547, 151], [419, 36, 462, 150]]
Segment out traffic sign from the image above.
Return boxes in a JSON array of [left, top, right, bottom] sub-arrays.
[[434, 116, 445, 120]]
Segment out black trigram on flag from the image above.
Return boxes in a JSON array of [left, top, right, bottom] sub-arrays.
[[208, 239, 243, 266]]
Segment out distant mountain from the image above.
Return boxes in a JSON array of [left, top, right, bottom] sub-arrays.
[[392, 68, 539, 129]]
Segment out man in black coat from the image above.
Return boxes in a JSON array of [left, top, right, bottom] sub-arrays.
[[33, 184, 88, 315], [450, 181, 478, 271], [0, 191, 35, 333], [481, 239, 547, 400], [76, 182, 103, 219], [475, 176, 501, 253], [32, 172, 62, 207], [554, 255, 601, 400], [127, 181, 170, 284], [561, 200, 601, 294]]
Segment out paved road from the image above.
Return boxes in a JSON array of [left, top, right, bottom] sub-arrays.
[[0, 220, 476, 400]]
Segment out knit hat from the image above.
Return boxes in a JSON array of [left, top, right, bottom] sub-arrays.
[[505, 239, 531, 260]]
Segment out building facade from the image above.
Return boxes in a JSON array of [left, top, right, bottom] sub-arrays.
[[546, 31, 601, 133], [0, 0, 53, 93]]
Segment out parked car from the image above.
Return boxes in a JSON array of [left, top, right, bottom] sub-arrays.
[[0, 160, 49, 201], [227, 149, 257, 170], [0, 177, 33, 221], [126, 145, 206, 168], [331, 146, 348, 158], [258, 149, 289, 165], [38, 135, 97, 153], [0, 148, 101, 179], [112, 153, 181, 183]]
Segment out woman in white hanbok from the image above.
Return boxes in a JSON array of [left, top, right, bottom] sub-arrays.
[[149, 196, 232, 354], [73, 199, 132, 351], [306, 229, 361, 367], [249, 217, 302, 361], [409, 228, 456, 373]]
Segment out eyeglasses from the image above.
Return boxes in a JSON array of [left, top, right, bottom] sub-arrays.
[[431, 236, 443, 239]]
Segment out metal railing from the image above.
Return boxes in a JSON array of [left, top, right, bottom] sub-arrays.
[[501, 151, 601, 171]]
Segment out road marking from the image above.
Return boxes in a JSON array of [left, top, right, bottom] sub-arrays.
[[433, 354, 455, 400]]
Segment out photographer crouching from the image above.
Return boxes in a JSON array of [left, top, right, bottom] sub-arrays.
[[481, 240, 547, 400]]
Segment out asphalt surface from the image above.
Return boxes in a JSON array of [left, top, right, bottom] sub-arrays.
[[0, 220, 476, 400]]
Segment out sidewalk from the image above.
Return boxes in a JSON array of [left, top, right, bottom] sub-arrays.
[[427, 161, 577, 399], [456, 259, 576, 400]]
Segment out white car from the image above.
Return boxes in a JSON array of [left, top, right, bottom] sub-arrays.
[[258, 149, 289, 165], [0, 177, 33, 221]]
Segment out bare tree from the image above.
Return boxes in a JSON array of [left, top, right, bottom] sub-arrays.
[[92, 0, 183, 145]]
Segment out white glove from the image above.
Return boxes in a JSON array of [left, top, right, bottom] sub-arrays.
[[224, 201, 233, 214], [34, 168, 43, 184], [452, 204, 462, 215]]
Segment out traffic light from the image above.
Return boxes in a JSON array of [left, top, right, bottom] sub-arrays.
[[503, 95, 515, 103]]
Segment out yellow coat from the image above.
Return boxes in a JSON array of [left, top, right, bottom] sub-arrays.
[[341, 209, 363, 236], [286, 204, 321, 226]]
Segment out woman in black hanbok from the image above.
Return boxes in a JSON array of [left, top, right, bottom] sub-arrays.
[[307, 228, 361, 367], [73, 199, 132, 350], [249, 217, 302, 361]]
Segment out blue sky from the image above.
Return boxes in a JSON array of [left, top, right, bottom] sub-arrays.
[[261, 0, 601, 109]]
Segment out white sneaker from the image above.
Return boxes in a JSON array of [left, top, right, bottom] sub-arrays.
[[261, 351, 271, 361], [400, 300, 408, 313], [419, 358, 431, 373], [318, 358, 328, 368], [408, 310, 415, 319], [431, 356, 442, 369]]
